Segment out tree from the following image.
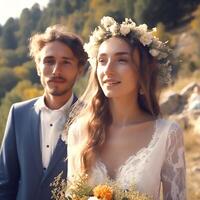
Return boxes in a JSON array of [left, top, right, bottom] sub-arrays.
[[0, 25, 2, 36], [0, 47, 29, 67], [0, 67, 19, 98], [30, 3, 42, 30], [0, 18, 18, 49], [0, 80, 43, 143], [17, 8, 34, 46], [134, 0, 200, 29]]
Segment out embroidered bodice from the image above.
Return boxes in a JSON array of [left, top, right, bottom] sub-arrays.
[[67, 119, 186, 200]]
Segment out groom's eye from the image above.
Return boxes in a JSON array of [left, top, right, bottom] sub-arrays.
[[43, 56, 56, 65]]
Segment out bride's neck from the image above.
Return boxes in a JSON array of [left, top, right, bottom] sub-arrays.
[[109, 96, 148, 126]]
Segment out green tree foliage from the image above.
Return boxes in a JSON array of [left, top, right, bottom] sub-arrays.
[[0, 80, 43, 143], [0, 67, 19, 98], [15, 4, 42, 46], [0, 18, 18, 49], [134, 0, 200, 29], [0, 47, 29, 67], [191, 5, 200, 34], [17, 8, 36, 45], [82, 0, 131, 39], [20, 61, 40, 84], [12, 61, 40, 84], [0, 25, 2, 36], [31, 4, 42, 30]]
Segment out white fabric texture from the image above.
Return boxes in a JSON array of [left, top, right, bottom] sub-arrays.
[[34, 94, 73, 168], [67, 118, 186, 200]]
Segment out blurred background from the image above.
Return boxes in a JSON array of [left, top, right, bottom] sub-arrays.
[[0, 0, 199, 199]]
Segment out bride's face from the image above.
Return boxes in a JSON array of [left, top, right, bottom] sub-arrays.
[[96, 37, 140, 99]]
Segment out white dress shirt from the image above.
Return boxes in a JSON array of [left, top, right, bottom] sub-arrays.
[[34, 94, 73, 169]]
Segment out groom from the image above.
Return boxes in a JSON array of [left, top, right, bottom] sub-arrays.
[[0, 25, 87, 200]]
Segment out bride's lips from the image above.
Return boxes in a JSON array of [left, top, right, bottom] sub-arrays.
[[103, 79, 121, 85]]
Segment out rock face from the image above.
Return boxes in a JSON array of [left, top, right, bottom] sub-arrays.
[[160, 82, 200, 133], [180, 82, 199, 100], [160, 93, 183, 115]]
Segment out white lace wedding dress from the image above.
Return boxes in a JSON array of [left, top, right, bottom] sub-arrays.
[[67, 119, 186, 200]]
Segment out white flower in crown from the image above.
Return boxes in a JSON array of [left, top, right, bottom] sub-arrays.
[[88, 57, 97, 67], [83, 43, 90, 53], [120, 23, 131, 36], [109, 23, 119, 35], [83, 43, 97, 58], [152, 27, 157, 33], [101, 16, 115, 30], [139, 32, 153, 46], [93, 27, 105, 40], [149, 49, 160, 57], [136, 24, 148, 34], [89, 36, 97, 45], [125, 18, 136, 26]]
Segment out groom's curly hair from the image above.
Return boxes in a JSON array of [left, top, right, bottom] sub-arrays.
[[29, 24, 88, 68], [69, 36, 161, 175]]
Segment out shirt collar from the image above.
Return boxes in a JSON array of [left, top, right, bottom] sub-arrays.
[[34, 94, 74, 113]]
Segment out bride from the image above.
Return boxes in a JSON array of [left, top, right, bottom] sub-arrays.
[[66, 16, 186, 200]]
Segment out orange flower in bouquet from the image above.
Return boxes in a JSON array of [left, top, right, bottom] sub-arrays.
[[93, 185, 113, 200]]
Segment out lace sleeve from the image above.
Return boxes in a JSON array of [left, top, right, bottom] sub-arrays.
[[161, 122, 186, 200]]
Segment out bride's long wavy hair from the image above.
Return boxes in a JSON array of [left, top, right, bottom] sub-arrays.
[[69, 36, 161, 176]]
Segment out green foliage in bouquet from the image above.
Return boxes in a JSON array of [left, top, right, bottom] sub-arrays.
[[51, 173, 152, 200]]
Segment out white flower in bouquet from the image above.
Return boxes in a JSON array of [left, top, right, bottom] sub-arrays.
[[88, 197, 99, 200]]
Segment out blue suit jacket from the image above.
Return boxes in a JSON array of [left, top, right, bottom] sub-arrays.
[[0, 96, 77, 200]]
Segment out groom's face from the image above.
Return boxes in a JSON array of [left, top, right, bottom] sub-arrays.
[[36, 41, 81, 98]]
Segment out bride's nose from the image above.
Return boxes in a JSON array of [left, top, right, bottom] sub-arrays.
[[103, 59, 115, 75]]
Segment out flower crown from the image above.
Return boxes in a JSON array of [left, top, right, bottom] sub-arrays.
[[84, 16, 173, 85]]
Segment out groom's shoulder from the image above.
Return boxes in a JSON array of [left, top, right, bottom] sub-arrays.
[[12, 97, 40, 110]]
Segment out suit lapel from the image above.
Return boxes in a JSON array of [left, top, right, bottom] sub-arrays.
[[42, 137, 67, 181], [72, 95, 78, 105], [30, 105, 43, 173]]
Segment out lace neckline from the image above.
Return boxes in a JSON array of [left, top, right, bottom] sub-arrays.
[[96, 118, 161, 181]]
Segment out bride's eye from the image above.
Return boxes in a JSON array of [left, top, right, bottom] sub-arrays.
[[98, 58, 107, 65], [118, 58, 128, 63]]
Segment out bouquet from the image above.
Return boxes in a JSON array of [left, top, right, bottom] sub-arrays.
[[51, 173, 152, 200]]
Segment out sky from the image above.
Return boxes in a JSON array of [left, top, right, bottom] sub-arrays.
[[0, 0, 49, 25]]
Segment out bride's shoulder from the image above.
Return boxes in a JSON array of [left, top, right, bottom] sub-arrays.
[[157, 118, 183, 136]]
